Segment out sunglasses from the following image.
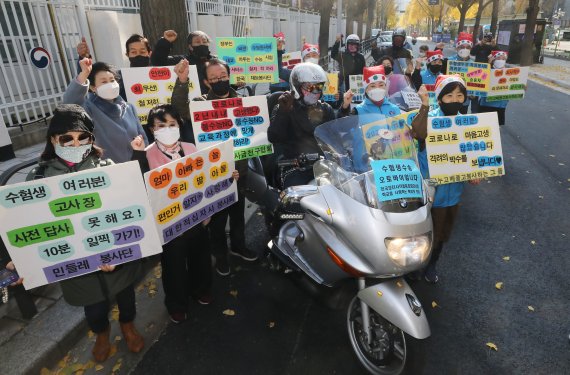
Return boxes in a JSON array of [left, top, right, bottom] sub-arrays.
[[301, 83, 325, 92], [57, 132, 93, 147]]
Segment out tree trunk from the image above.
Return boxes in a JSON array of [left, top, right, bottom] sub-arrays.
[[490, 0, 499, 35], [472, 0, 491, 42], [458, 6, 467, 33], [318, 0, 334, 58], [141, 0, 188, 55], [366, 0, 376, 38], [520, 0, 539, 66]]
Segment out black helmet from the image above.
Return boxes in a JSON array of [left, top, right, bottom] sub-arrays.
[[393, 27, 406, 39]]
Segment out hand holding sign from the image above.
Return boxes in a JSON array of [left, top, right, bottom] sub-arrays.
[[343, 90, 354, 109], [174, 59, 190, 83]]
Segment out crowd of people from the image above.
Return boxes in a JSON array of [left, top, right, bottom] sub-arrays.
[[0, 25, 515, 363]]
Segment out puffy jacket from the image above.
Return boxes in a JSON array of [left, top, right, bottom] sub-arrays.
[[331, 41, 367, 89]]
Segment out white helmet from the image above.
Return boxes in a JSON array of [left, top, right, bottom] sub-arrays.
[[289, 62, 328, 99], [346, 34, 361, 45]]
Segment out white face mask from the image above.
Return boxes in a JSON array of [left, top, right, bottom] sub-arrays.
[[305, 57, 319, 65], [458, 49, 471, 58], [367, 88, 386, 102], [154, 127, 180, 146], [96, 81, 120, 100], [55, 144, 92, 164], [493, 59, 506, 69]]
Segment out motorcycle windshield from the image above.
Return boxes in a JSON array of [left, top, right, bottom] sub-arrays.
[[387, 74, 422, 111], [313, 114, 427, 212]]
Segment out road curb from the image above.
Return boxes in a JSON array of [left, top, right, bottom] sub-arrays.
[[528, 71, 570, 91]]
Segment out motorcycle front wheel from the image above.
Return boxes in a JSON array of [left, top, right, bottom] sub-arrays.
[[347, 296, 426, 375]]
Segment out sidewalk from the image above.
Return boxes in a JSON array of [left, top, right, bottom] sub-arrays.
[[527, 56, 570, 92], [0, 141, 260, 374]]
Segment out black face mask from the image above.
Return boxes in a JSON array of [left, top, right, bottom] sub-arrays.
[[192, 45, 210, 58], [129, 55, 150, 68], [210, 80, 230, 96], [383, 66, 393, 75], [440, 101, 463, 116], [429, 64, 442, 74]]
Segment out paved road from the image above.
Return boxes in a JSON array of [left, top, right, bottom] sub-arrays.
[[132, 81, 569, 374]]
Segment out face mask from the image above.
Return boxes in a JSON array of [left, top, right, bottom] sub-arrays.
[[493, 60, 506, 69], [55, 144, 92, 164], [367, 88, 386, 102], [305, 57, 319, 65], [439, 102, 463, 116], [302, 90, 321, 106], [348, 44, 358, 53], [429, 64, 442, 74], [154, 127, 180, 145], [210, 80, 231, 96], [192, 45, 210, 58], [419, 52, 426, 58], [129, 55, 150, 67], [458, 49, 471, 59], [383, 66, 393, 75], [96, 81, 120, 100]]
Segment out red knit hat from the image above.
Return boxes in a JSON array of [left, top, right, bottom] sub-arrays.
[[363, 65, 386, 89], [301, 43, 319, 59], [273, 32, 285, 41], [434, 74, 466, 99], [491, 50, 508, 59], [426, 50, 444, 64], [456, 32, 473, 48]]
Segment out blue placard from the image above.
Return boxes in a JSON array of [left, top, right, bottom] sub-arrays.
[[371, 159, 423, 202]]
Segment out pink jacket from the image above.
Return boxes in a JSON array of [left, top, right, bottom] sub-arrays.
[[145, 142, 197, 169]]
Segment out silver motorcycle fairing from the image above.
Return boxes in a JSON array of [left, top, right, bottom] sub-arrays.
[[357, 279, 430, 339]]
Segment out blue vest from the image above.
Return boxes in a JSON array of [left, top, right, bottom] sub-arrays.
[[420, 68, 441, 85], [418, 108, 465, 208]]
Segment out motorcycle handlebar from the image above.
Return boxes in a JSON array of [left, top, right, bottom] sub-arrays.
[[277, 153, 321, 168]]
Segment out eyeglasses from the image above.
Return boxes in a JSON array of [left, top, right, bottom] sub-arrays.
[[208, 76, 229, 84], [301, 83, 325, 92], [57, 132, 93, 147]]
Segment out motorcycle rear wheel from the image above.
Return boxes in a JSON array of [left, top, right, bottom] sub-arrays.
[[347, 296, 426, 375]]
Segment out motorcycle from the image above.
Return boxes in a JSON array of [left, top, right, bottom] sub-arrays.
[[246, 114, 435, 374]]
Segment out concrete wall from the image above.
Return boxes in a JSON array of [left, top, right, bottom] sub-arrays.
[[87, 11, 143, 68], [196, 15, 233, 55]]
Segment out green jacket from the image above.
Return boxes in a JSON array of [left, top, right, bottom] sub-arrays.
[[27, 154, 143, 306]]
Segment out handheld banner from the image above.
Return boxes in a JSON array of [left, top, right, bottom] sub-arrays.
[[217, 37, 278, 84], [0, 162, 162, 289], [144, 141, 238, 245], [282, 51, 302, 70], [360, 111, 418, 161], [190, 95, 273, 161], [401, 91, 423, 109], [349, 75, 364, 102], [446, 60, 491, 96], [323, 73, 339, 102], [425, 112, 504, 185], [121, 65, 201, 124], [484, 66, 529, 102], [371, 159, 423, 202]]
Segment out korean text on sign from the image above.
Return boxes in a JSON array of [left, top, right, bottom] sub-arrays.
[[484, 66, 529, 102], [217, 37, 278, 84], [446, 60, 491, 96], [349, 75, 364, 103], [0, 162, 162, 289]]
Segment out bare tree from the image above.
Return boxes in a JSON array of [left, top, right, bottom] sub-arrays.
[[141, 0, 188, 55], [490, 0, 500, 35], [520, 0, 539, 66], [366, 0, 376, 38], [318, 0, 335, 58], [472, 0, 493, 42]]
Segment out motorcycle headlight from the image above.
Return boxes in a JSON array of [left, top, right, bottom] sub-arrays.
[[384, 233, 432, 267]]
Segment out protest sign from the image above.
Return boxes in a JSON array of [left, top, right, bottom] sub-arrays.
[[322, 73, 339, 102], [190, 95, 273, 161], [424, 84, 438, 111], [282, 51, 302, 69], [144, 140, 238, 245], [446, 60, 491, 96], [121, 65, 201, 124], [360, 111, 418, 161], [371, 159, 423, 202], [401, 91, 423, 109], [0, 162, 162, 289], [349, 74, 364, 102], [484, 66, 529, 101], [216, 37, 278, 84], [425, 112, 504, 185]]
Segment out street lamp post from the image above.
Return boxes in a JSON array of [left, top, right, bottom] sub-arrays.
[[552, 8, 566, 57]]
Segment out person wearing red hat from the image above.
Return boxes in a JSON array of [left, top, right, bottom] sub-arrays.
[[339, 65, 402, 172], [477, 50, 511, 125], [301, 43, 320, 64], [446, 32, 475, 114], [410, 76, 481, 283], [471, 32, 496, 63], [411, 50, 444, 90], [270, 32, 292, 93]]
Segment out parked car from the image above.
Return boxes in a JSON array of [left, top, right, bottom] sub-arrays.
[[376, 34, 392, 48]]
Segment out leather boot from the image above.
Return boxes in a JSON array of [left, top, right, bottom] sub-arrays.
[[120, 321, 144, 353], [92, 325, 111, 362]]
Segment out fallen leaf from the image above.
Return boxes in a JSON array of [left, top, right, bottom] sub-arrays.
[[108, 344, 118, 358], [559, 163, 565, 166], [114, 335, 122, 342], [502, 256, 510, 261], [95, 365, 104, 372], [549, 154, 556, 157], [223, 309, 236, 316], [396, 281, 403, 288], [431, 301, 439, 308], [528, 306, 535, 312], [112, 358, 122, 373], [57, 354, 71, 368], [256, 212, 263, 216], [486, 342, 498, 351], [111, 306, 119, 321], [538, 195, 544, 199], [530, 240, 536, 245], [268, 321, 275, 328], [154, 266, 162, 279], [495, 282, 503, 290], [229, 290, 238, 298], [87, 330, 94, 339]]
